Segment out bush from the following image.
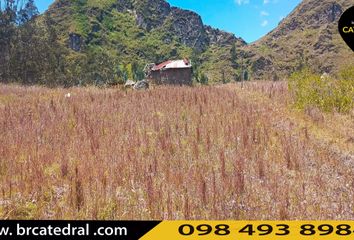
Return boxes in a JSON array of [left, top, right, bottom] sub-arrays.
[[200, 73, 209, 85], [288, 67, 354, 113]]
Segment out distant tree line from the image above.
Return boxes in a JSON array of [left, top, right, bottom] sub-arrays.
[[0, 0, 68, 86]]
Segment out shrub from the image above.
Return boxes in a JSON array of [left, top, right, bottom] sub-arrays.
[[288, 68, 354, 113], [340, 65, 354, 82], [200, 73, 209, 85]]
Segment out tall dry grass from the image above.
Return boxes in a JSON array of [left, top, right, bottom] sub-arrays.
[[0, 83, 353, 220]]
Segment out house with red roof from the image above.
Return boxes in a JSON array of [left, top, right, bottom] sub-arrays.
[[145, 59, 192, 86]]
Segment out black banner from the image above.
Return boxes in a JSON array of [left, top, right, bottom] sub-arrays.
[[0, 221, 161, 240]]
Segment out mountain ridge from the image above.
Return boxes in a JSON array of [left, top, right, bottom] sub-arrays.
[[245, 0, 354, 79], [44, 0, 248, 83], [48, 0, 246, 51], [45, 0, 354, 84]]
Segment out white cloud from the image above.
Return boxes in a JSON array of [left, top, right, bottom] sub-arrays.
[[260, 11, 269, 16], [235, 0, 250, 5], [261, 20, 269, 27], [264, 0, 279, 4]]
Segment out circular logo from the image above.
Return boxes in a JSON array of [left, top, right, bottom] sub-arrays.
[[339, 6, 354, 52]]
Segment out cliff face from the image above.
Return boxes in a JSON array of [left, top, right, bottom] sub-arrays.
[[167, 7, 209, 51], [133, 0, 171, 31], [48, 0, 246, 52], [205, 25, 246, 47]]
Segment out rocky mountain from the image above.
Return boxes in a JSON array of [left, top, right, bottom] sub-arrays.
[[44, 0, 353, 84], [44, 0, 246, 83], [243, 0, 354, 80]]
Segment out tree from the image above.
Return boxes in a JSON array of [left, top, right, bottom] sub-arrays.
[[243, 70, 249, 81], [221, 70, 227, 84], [38, 13, 68, 86], [14, 11, 39, 83], [230, 44, 238, 68], [117, 64, 128, 83], [0, 0, 44, 84], [200, 73, 208, 85], [0, 0, 18, 82], [17, 0, 38, 25], [131, 61, 144, 81]]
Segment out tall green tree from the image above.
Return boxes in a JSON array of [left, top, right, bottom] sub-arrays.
[[11, 0, 40, 84], [17, 0, 38, 25], [0, 0, 18, 82], [41, 13, 67, 86], [230, 43, 238, 68], [1, 0, 69, 86]]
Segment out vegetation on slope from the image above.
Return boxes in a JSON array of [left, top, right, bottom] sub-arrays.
[[46, 0, 247, 85], [0, 0, 249, 88], [244, 0, 354, 79], [1, 0, 353, 86]]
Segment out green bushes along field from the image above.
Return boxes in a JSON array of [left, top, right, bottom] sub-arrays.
[[289, 67, 354, 113]]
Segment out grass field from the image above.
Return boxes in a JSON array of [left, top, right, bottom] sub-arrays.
[[0, 82, 353, 220]]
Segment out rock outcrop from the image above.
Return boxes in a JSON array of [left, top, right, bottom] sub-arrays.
[[134, 0, 171, 31], [167, 7, 209, 51], [134, 80, 149, 90], [69, 33, 83, 52], [205, 26, 246, 47]]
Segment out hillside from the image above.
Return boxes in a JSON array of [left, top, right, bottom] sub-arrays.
[[42, 0, 353, 84], [243, 0, 354, 80], [45, 0, 246, 84], [1, 0, 349, 87]]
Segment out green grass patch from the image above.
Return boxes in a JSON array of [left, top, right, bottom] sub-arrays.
[[289, 67, 354, 113]]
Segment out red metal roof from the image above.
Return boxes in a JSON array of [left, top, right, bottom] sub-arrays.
[[152, 60, 172, 71], [152, 59, 191, 71]]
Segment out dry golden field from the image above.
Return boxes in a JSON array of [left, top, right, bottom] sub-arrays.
[[0, 82, 353, 220]]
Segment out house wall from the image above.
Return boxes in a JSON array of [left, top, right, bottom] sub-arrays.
[[150, 71, 162, 84], [150, 68, 192, 85]]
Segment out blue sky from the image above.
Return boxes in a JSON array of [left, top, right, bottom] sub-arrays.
[[35, 0, 301, 43]]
